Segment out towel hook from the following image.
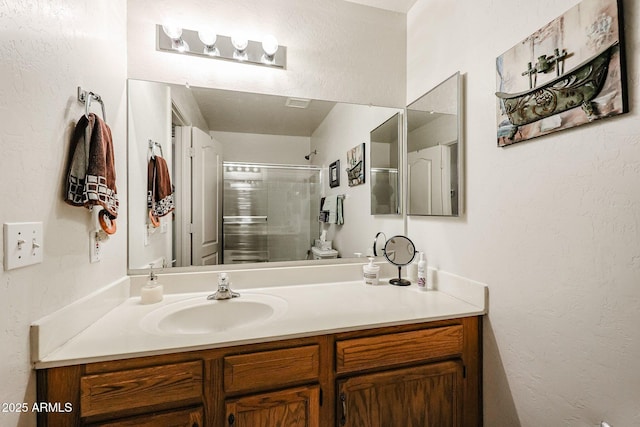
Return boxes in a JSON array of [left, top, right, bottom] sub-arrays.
[[78, 86, 107, 122], [148, 140, 164, 159]]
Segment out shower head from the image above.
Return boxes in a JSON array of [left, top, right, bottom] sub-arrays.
[[305, 150, 317, 160]]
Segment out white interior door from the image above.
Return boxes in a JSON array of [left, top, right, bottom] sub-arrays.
[[191, 127, 222, 265], [408, 145, 449, 215], [408, 151, 433, 215]]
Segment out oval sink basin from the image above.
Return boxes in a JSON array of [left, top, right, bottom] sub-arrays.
[[140, 293, 287, 335]]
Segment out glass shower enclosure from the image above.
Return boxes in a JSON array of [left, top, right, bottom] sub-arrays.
[[222, 162, 321, 264]]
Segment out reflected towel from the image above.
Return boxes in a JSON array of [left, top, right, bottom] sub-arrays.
[[147, 155, 174, 219], [322, 195, 344, 225], [65, 113, 119, 218]]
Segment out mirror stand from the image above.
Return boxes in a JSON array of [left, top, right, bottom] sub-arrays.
[[389, 266, 411, 286], [381, 235, 416, 287]]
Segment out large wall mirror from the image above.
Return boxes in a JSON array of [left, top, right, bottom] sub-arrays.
[[370, 113, 402, 215], [406, 72, 463, 216], [128, 79, 403, 272]]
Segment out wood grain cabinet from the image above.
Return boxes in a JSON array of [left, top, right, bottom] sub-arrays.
[[89, 406, 204, 427], [337, 361, 463, 427], [225, 385, 320, 427], [335, 325, 468, 427], [37, 316, 481, 427]]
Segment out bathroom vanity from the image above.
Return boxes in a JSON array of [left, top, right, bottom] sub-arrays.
[[38, 317, 480, 426], [33, 265, 487, 426]]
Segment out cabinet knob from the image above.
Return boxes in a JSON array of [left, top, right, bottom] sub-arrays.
[[228, 413, 235, 425]]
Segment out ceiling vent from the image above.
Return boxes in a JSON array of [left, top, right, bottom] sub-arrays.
[[285, 97, 311, 109]]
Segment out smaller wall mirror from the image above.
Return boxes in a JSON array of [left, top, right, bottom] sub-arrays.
[[407, 72, 463, 216], [370, 112, 402, 215]]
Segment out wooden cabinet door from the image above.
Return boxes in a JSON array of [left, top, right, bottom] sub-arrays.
[[226, 385, 320, 427], [337, 361, 463, 427]]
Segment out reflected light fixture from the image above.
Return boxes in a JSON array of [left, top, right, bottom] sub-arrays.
[[157, 24, 286, 69]]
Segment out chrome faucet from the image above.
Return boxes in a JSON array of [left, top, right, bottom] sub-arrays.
[[207, 273, 240, 300]]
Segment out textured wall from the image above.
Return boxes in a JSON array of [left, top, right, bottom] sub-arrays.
[[407, 0, 640, 425], [0, 1, 127, 426], [127, 0, 406, 108]]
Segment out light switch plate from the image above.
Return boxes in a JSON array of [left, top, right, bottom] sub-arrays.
[[3, 222, 44, 270]]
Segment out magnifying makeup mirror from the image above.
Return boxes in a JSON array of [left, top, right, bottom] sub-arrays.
[[381, 235, 416, 286]]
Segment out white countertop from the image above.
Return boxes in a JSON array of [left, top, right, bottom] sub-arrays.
[[32, 264, 488, 369]]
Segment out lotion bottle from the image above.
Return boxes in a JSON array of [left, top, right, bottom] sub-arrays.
[[417, 252, 427, 290], [363, 258, 380, 285], [140, 264, 163, 304]]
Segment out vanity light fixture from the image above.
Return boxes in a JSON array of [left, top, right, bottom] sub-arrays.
[[162, 25, 189, 53], [231, 35, 249, 61], [198, 30, 219, 56], [157, 24, 286, 69], [261, 35, 279, 64]]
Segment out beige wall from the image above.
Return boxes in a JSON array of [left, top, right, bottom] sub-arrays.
[[407, 0, 640, 425], [0, 1, 128, 426]]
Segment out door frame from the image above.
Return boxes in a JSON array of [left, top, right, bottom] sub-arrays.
[[172, 102, 192, 267]]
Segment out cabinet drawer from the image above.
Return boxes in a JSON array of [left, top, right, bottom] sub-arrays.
[[336, 325, 463, 374], [224, 345, 320, 393], [89, 406, 204, 427], [80, 361, 203, 418]]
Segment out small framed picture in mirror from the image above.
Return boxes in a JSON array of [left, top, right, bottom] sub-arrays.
[[347, 143, 365, 186], [329, 160, 340, 188]]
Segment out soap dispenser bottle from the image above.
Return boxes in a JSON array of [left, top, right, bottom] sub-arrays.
[[140, 264, 163, 304], [363, 257, 380, 286]]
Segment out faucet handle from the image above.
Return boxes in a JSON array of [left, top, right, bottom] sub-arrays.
[[218, 272, 230, 291]]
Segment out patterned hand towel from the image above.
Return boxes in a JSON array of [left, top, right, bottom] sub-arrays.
[[65, 113, 119, 218], [147, 155, 174, 220]]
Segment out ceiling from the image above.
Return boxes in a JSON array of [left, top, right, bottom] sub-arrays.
[[343, 0, 418, 13], [184, 85, 336, 137]]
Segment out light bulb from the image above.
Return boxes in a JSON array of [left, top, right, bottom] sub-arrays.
[[162, 25, 182, 40], [262, 35, 278, 57], [204, 45, 220, 56], [173, 38, 189, 53], [231, 35, 248, 52], [198, 30, 217, 47]]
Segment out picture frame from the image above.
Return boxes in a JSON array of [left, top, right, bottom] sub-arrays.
[[329, 160, 340, 188], [347, 143, 365, 186], [495, 0, 627, 147]]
